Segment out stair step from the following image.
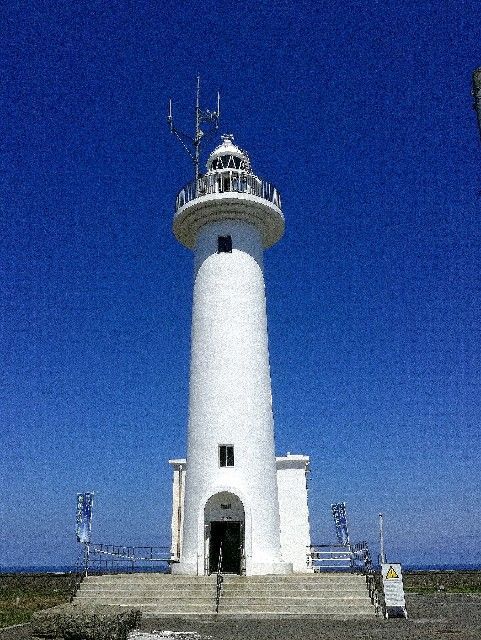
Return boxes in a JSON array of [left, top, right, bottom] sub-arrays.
[[141, 612, 375, 619], [83, 574, 364, 581], [74, 572, 376, 618], [86, 603, 373, 613], [78, 592, 368, 600]]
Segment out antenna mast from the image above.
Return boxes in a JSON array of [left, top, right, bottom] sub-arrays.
[[168, 76, 220, 183]]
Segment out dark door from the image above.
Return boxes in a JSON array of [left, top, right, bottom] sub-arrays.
[[209, 521, 242, 574]]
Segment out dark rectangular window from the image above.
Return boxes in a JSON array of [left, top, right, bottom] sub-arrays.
[[219, 445, 234, 467], [218, 235, 232, 253]]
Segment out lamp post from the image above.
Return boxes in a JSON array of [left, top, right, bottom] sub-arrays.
[[379, 512, 386, 564]]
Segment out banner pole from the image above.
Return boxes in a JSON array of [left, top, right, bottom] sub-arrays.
[[84, 542, 89, 577]]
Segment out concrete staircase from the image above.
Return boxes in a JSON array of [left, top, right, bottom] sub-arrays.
[[74, 573, 376, 618]]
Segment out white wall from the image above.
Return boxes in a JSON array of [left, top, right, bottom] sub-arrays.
[[276, 455, 312, 573]]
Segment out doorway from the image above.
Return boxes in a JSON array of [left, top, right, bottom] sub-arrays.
[[209, 521, 242, 574]]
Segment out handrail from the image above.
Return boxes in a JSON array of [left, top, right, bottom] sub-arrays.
[[348, 541, 382, 617], [307, 541, 381, 616], [70, 548, 86, 602], [215, 543, 223, 614], [175, 171, 282, 212]]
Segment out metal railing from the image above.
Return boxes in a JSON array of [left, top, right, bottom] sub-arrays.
[[308, 544, 354, 571], [70, 548, 87, 601], [308, 542, 381, 616], [175, 171, 282, 212], [86, 544, 172, 574], [351, 541, 372, 572], [215, 544, 224, 614], [308, 540, 379, 612], [308, 541, 376, 572], [353, 542, 382, 617]]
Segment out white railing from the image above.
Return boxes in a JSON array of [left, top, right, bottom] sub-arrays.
[[308, 541, 374, 573], [175, 171, 282, 212], [87, 544, 171, 574], [308, 544, 354, 571]]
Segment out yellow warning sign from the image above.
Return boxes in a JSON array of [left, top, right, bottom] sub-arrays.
[[386, 565, 399, 579]]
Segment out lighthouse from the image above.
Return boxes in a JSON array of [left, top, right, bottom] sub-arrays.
[[168, 101, 311, 576]]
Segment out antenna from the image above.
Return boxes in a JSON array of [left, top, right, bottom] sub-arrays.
[[473, 68, 481, 144], [168, 76, 220, 183]]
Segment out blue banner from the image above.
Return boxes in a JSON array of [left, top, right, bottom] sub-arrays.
[[331, 502, 350, 546], [76, 493, 94, 544]]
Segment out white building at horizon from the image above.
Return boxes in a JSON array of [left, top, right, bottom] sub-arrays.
[[169, 135, 311, 576]]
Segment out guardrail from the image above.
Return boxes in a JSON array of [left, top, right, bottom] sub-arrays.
[[308, 541, 375, 572], [175, 171, 282, 212], [308, 541, 381, 616], [308, 544, 354, 571], [86, 544, 172, 574]]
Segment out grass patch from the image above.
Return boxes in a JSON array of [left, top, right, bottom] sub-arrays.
[[0, 574, 78, 628], [405, 586, 481, 594], [404, 570, 481, 595]]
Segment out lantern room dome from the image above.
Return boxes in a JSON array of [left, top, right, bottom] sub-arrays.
[[206, 134, 251, 173], [173, 133, 283, 250]]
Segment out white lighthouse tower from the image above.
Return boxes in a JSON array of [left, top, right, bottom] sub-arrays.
[[172, 134, 291, 576], [167, 86, 310, 577]]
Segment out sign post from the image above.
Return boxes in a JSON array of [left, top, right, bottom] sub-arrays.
[[381, 563, 408, 618]]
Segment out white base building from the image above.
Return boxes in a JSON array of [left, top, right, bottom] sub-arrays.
[[169, 454, 311, 574]]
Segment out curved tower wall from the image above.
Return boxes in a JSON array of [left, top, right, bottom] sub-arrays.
[[177, 219, 288, 575]]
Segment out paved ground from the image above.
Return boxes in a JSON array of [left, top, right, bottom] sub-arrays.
[[1, 594, 481, 640], [139, 594, 481, 640]]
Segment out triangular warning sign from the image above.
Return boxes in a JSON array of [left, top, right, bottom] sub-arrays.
[[386, 565, 399, 579]]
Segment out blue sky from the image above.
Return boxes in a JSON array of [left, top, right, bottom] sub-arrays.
[[1, 0, 481, 568]]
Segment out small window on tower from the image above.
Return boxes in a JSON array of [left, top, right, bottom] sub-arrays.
[[219, 445, 234, 467], [218, 235, 232, 253]]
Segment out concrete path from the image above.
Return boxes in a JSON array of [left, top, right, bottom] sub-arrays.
[[1, 594, 481, 640]]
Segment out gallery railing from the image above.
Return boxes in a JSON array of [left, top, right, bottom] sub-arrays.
[[86, 544, 172, 574], [175, 171, 282, 212]]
